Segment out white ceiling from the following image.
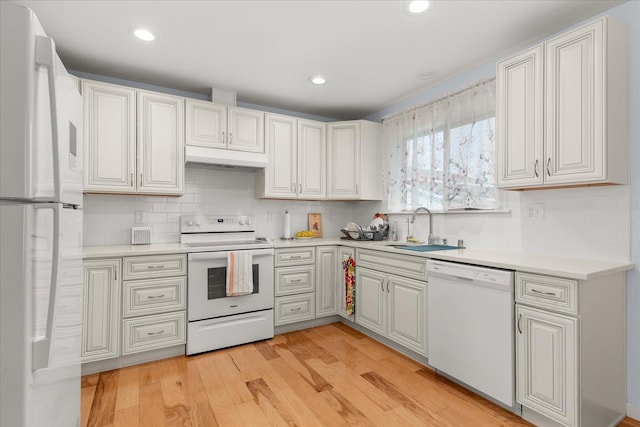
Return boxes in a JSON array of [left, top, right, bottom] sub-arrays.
[[15, 0, 624, 120]]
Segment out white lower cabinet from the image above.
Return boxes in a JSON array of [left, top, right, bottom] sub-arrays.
[[122, 311, 186, 355], [316, 246, 338, 318], [355, 266, 428, 355], [82, 259, 121, 363], [274, 245, 341, 327], [274, 247, 315, 326], [120, 254, 187, 355], [517, 305, 577, 426], [82, 253, 187, 367], [515, 271, 626, 427]]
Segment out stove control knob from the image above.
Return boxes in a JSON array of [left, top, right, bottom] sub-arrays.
[[245, 219, 252, 226], [194, 221, 201, 227], [239, 219, 245, 225], [186, 220, 194, 226]]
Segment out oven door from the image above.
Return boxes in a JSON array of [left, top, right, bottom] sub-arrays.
[[187, 248, 274, 321]]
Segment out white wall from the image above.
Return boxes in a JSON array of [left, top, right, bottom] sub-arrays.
[[83, 164, 360, 246], [362, 0, 640, 413]]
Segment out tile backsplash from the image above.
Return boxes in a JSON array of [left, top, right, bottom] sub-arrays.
[[85, 162, 630, 263], [83, 164, 360, 246]]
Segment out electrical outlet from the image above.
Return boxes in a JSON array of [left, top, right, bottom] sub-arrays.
[[134, 210, 147, 225], [267, 211, 274, 223], [526, 203, 544, 221]]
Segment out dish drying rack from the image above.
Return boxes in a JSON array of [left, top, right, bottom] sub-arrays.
[[340, 224, 389, 241]]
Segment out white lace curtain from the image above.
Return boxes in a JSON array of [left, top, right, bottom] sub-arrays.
[[382, 79, 497, 212]]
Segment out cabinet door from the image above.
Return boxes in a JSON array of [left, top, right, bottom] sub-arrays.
[[185, 99, 227, 149], [388, 276, 427, 355], [83, 81, 136, 193], [82, 259, 121, 363], [355, 268, 386, 335], [545, 19, 604, 184], [137, 91, 184, 194], [337, 247, 355, 320], [228, 106, 264, 153], [516, 306, 577, 426], [316, 246, 338, 318], [496, 46, 544, 189], [298, 119, 326, 198], [327, 122, 359, 199], [264, 114, 297, 198]]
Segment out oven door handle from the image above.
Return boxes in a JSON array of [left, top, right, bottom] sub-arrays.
[[188, 248, 274, 261]]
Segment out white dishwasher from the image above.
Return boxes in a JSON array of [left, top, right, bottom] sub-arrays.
[[427, 259, 516, 408]]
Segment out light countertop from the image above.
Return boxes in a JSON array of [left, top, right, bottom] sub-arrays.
[[273, 237, 634, 280], [84, 239, 633, 280], [83, 243, 188, 259]]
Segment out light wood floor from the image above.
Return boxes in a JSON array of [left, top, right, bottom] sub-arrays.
[[82, 322, 640, 427]]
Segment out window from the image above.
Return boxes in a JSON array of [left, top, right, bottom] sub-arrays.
[[382, 79, 497, 212]]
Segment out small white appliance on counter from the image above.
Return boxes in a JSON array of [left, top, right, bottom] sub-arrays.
[[0, 3, 83, 426], [180, 215, 274, 355]]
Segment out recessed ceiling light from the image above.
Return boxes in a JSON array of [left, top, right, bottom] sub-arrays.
[[131, 28, 155, 41], [416, 69, 438, 80], [404, 0, 433, 16], [309, 76, 326, 85]]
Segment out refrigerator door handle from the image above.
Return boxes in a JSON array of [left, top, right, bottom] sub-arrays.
[[32, 204, 60, 371], [34, 35, 61, 202]]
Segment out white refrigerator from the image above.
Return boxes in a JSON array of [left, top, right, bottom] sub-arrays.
[[1, 3, 84, 426]]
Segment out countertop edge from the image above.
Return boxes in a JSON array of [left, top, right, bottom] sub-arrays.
[[83, 243, 189, 259], [85, 239, 635, 280]]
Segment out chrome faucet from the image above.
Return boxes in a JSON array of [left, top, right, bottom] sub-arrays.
[[410, 206, 438, 244]]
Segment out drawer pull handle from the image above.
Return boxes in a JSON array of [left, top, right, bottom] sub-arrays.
[[147, 294, 165, 299], [147, 330, 165, 336], [289, 255, 301, 259], [229, 304, 239, 308], [146, 265, 165, 270], [531, 288, 557, 297], [290, 307, 302, 312], [289, 279, 302, 283]]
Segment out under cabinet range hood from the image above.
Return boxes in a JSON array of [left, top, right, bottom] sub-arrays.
[[185, 146, 268, 169]]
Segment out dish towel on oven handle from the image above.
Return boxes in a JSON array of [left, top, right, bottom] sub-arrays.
[[227, 251, 254, 296], [342, 255, 355, 315]]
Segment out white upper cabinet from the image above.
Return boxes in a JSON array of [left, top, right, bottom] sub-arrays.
[[185, 100, 227, 149], [137, 91, 184, 195], [185, 100, 264, 154], [83, 80, 184, 195], [228, 106, 265, 153], [257, 114, 326, 199], [496, 46, 544, 188], [327, 120, 382, 200], [496, 16, 628, 190], [297, 119, 326, 198], [83, 81, 136, 192]]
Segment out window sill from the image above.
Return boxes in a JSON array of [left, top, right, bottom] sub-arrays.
[[385, 209, 512, 215]]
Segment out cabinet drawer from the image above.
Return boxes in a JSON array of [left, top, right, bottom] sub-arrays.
[[122, 254, 187, 280], [516, 272, 578, 315], [122, 276, 186, 318], [356, 248, 428, 281], [275, 265, 315, 296], [122, 311, 186, 355], [274, 293, 315, 325], [275, 247, 315, 267]]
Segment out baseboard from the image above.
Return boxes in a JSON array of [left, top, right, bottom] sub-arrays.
[[81, 345, 185, 375], [274, 315, 339, 334], [628, 402, 640, 421]]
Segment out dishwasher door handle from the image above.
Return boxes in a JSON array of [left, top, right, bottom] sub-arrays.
[[451, 275, 475, 282]]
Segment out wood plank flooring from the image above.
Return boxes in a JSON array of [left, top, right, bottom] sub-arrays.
[[82, 323, 640, 427]]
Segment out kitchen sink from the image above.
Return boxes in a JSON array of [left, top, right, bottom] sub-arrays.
[[392, 244, 463, 252]]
